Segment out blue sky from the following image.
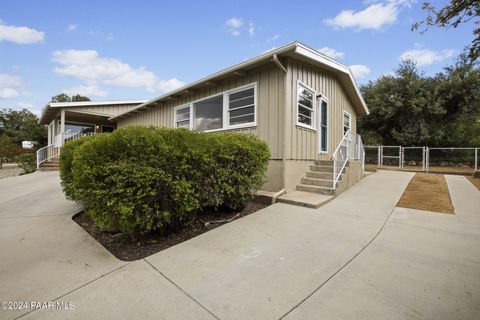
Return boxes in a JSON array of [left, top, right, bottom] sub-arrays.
[[0, 0, 475, 116]]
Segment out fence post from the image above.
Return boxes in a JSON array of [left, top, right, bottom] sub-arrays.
[[399, 146, 402, 169], [475, 148, 478, 172], [426, 147, 429, 172]]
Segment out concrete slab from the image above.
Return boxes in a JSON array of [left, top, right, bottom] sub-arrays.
[[277, 190, 334, 208], [284, 222, 480, 320], [445, 174, 480, 217], [22, 261, 216, 320]]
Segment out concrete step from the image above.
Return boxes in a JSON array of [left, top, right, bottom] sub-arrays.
[[301, 177, 333, 188], [40, 163, 59, 168], [310, 165, 333, 173], [314, 160, 333, 166], [38, 166, 59, 171], [277, 191, 334, 208], [296, 184, 335, 195], [305, 171, 334, 179]]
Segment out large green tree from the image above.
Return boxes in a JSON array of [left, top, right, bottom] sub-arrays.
[[51, 93, 91, 102], [359, 54, 480, 147], [0, 108, 47, 147]]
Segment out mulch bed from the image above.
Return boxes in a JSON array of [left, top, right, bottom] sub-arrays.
[[397, 173, 454, 214], [73, 201, 269, 261]]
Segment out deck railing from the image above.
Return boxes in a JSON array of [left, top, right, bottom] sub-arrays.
[[36, 132, 96, 168], [332, 130, 365, 189]]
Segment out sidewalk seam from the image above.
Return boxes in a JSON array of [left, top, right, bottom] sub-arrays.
[[144, 259, 220, 320], [278, 205, 398, 320]]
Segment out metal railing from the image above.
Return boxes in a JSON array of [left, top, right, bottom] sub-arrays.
[[36, 132, 96, 168], [332, 130, 365, 189], [36, 144, 60, 168]]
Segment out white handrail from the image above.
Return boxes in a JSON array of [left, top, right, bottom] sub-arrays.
[[332, 130, 365, 189], [36, 144, 59, 168]]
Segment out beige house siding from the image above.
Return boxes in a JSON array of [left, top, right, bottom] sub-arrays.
[[117, 65, 285, 159], [285, 58, 357, 161], [66, 104, 139, 117]]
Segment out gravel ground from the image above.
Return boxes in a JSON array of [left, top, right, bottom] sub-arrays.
[[0, 163, 24, 179]]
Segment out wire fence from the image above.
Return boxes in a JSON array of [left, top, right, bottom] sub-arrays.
[[364, 146, 479, 174]]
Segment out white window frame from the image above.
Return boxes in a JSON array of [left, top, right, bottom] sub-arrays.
[[318, 97, 328, 154], [343, 111, 352, 136], [172, 82, 257, 132], [174, 104, 193, 130], [226, 83, 257, 129], [296, 80, 316, 130]]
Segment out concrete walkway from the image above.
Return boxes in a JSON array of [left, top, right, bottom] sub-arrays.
[[1, 170, 479, 319]]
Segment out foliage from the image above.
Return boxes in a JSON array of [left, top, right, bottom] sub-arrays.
[[60, 126, 270, 234], [0, 134, 18, 168], [358, 54, 480, 147], [0, 108, 47, 147], [16, 153, 37, 174], [51, 93, 91, 102], [413, 0, 479, 62]]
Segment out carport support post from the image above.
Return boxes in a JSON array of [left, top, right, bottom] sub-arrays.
[[60, 109, 65, 147]]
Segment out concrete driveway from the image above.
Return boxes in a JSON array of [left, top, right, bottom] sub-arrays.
[[1, 170, 479, 320]]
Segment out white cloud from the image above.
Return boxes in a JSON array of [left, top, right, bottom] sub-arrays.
[[0, 73, 26, 98], [324, 0, 411, 31], [63, 85, 107, 97], [225, 17, 243, 36], [0, 21, 44, 44], [17, 102, 41, 116], [52, 49, 184, 93], [267, 34, 281, 43], [66, 24, 78, 32], [317, 47, 345, 59], [349, 65, 371, 78], [400, 48, 456, 66], [248, 22, 255, 36]]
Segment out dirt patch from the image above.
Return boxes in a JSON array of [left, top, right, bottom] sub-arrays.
[[397, 173, 454, 214], [466, 176, 480, 191], [73, 201, 268, 261]]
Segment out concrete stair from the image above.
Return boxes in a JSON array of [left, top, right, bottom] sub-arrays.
[[39, 157, 59, 171]]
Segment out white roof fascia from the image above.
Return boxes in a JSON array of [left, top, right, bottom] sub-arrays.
[[49, 99, 147, 108], [294, 44, 369, 115]]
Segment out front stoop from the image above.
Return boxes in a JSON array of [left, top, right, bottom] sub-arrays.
[[277, 191, 334, 208], [39, 157, 59, 171]]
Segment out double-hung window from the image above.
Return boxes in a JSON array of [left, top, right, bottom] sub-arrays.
[[319, 99, 328, 152], [297, 82, 315, 128], [343, 111, 351, 136], [173, 83, 256, 131]]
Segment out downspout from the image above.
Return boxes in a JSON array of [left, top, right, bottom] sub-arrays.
[[271, 54, 288, 195]]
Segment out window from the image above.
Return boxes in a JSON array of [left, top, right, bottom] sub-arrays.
[[228, 87, 255, 126], [297, 82, 315, 128], [173, 83, 256, 132], [175, 105, 191, 129], [343, 111, 351, 136], [64, 123, 94, 135], [194, 95, 223, 131], [319, 100, 328, 152]]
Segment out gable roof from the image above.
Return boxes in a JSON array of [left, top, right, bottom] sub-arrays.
[[111, 41, 368, 120]]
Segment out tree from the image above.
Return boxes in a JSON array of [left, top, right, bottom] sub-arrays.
[[0, 109, 47, 147], [0, 134, 18, 168], [413, 0, 479, 62], [358, 54, 480, 147], [51, 93, 91, 102]]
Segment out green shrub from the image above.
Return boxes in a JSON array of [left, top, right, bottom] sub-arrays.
[[16, 153, 36, 174], [61, 126, 270, 234], [60, 137, 91, 199]]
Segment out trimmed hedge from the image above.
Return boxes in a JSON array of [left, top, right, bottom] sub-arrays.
[[60, 126, 270, 234]]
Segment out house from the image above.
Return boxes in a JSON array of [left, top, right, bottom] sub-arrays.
[[38, 41, 368, 204], [111, 41, 369, 198], [37, 99, 146, 169]]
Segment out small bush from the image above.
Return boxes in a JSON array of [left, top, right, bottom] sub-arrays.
[[16, 153, 37, 174], [61, 126, 270, 234]]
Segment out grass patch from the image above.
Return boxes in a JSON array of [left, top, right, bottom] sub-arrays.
[[397, 173, 454, 214], [466, 176, 480, 191]]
